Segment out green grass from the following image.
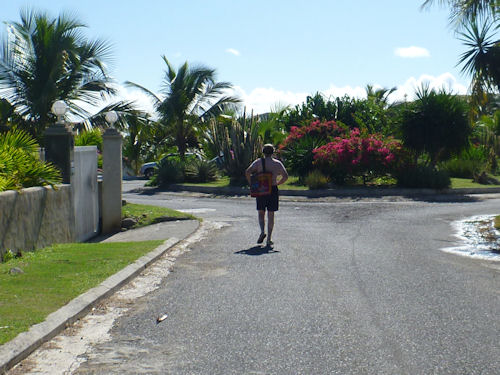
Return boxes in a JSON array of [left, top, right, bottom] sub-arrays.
[[495, 216, 500, 230], [180, 175, 308, 190], [450, 177, 500, 189], [0, 240, 163, 345], [122, 202, 197, 227], [176, 175, 500, 190]]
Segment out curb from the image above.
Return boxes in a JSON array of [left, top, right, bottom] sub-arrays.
[[0, 222, 200, 374], [133, 184, 500, 198]]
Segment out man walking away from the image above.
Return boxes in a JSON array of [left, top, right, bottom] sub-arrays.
[[245, 144, 288, 247]]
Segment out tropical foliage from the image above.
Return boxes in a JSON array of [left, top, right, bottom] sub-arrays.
[[279, 120, 346, 179], [313, 128, 405, 184], [0, 128, 61, 191], [400, 86, 471, 167], [184, 158, 218, 183], [127, 57, 241, 158], [207, 115, 262, 184], [0, 9, 117, 139]]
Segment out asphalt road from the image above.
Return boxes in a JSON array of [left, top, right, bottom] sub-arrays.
[[73, 183, 500, 374]]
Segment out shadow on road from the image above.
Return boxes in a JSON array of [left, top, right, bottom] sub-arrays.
[[235, 245, 279, 256]]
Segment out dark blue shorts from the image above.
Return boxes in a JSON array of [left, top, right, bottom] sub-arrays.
[[256, 186, 279, 211]]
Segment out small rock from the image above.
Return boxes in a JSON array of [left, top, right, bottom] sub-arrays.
[[9, 267, 24, 275], [121, 217, 138, 229], [122, 199, 127, 206]]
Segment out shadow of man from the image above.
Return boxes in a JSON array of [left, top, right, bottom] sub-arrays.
[[235, 245, 279, 256]]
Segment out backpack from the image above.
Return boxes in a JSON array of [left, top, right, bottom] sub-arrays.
[[250, 158, 272, 197]]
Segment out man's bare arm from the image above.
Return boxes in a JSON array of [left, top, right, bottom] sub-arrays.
[[277, 163, 289, 185], [245, 165, 254, 185]]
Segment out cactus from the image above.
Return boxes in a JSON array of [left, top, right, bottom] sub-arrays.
[[209, 113, 263, 185]]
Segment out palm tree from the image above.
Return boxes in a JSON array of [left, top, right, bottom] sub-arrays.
[[365, 84, 397, 107], [0, 9, 115, 139], [458, 18, 500, 111], [421, 0, 499, 25], [126, 56, 241, 158]]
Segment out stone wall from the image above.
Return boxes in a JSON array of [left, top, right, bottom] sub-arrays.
[[0, 185, 75, 257]]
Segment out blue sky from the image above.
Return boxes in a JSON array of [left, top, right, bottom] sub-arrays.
[[2, 0, 470, 114]]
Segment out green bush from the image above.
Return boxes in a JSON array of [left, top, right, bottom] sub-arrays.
[[0, 129, 61, 191], [441, 158, 483, 178], [395, 165, 450, 189], [75, 129, 103, 150], [154, 157, 184, 186], [207, 116, 262, 185], [304, 170, 330, 189], [440, 145, 488, 178], [1, 250, 15, 263], [184, 159, 218, 183]]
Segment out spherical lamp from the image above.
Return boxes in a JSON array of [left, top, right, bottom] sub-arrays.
[[105, 111, 118, 125], [51, 100, 68, 124]]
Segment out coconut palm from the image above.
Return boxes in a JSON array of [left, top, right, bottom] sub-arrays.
[[126, 56, 241, 158], [365, 84, 397, 107], [0, 9, 116, 139], [421, 0, 499, 25]]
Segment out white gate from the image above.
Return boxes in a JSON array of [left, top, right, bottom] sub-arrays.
[[73, 146, 99, 241]]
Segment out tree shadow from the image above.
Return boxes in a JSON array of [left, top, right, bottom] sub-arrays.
[[235, 245, 279, 256]]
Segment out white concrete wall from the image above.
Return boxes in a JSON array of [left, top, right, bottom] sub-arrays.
[[0, 185, 75, 257]]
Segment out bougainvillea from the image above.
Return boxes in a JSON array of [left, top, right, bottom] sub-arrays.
[[278, 120, 347, 179], [313, 128, 405, 183], [279, 120, 346, 150]]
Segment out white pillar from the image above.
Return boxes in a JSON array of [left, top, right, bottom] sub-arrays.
[[101, 128, 122, 234]]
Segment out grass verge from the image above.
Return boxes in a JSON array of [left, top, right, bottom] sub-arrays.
[[162, 175, 500, 191], [180, 175, 308, 190], [494, 216, 500, 230], [122, 202, 197, 227], [450, 177, 500, 189], [0, 240, 163, 345]]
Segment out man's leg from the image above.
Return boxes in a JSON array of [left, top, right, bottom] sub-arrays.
[[257, 210, 266, 243], [267, 210, 275, 244]]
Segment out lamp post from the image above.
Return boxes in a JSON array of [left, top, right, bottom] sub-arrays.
[[101, 111, 123, 233], [44, 100, 74, 184], [51, 100, 68, 124], [105, 110, 118, 127]]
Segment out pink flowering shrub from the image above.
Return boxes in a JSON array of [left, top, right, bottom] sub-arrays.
[[313, 128, 405, 183], [279, 120, 346, 150], [279, 120, 347, 178]]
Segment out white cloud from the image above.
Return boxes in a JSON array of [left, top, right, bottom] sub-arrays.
[[230, 73, 467, 114], [392, 72, 467, 101], [74, 72, 467, 120], [231, 86, 308, 115], [394, 46, 431, 58], [226, 48, 241, 56]]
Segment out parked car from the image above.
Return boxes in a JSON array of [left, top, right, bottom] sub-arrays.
[[139, 153, 202, 178]]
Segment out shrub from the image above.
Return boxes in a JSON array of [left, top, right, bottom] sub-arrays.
[[400, 87, 471, 166], [305, 170, 330, 189], [154, 157, 184, 186], [313, 128, 405, 184], [0, 129, 61, 191], [279, 120, 346, 179], [75, 129, 103, 151], [208, 116, 262, 185], [2, 249, 15, 263], [184, 159, 218, 183], [395, 165, 450, 189], [440, 145, 488, 178]]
